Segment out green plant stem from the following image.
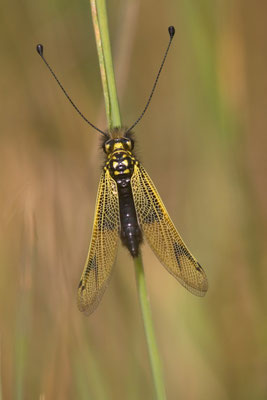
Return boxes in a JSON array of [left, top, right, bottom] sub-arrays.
[[89, 2, 166, 398], [90, 0, 121, 129], [134, 254, 166, 400]]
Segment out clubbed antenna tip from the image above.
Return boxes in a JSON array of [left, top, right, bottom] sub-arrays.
[[36, 44, 44, 57], [168, 26, 175, 38]]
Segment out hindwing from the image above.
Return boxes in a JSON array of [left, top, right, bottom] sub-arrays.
[[131, 163, 208, 296]]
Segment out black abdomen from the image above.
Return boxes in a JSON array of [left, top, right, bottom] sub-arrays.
[[117, 180, 142, 257]]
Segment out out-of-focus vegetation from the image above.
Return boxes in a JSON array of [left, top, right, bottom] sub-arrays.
[[1, 0, 267, 399]]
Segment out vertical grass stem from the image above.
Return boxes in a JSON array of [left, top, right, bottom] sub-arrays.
[[89, 1, 166, 397], [90, 0, 121, 129], [134, 254, 167, 399]]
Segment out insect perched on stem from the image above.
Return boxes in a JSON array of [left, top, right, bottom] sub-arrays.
[[37, 26, 208, 315]]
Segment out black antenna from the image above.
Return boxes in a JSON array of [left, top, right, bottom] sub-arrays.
[[36, 44, 108, 137], [126, 26, 175, 134]]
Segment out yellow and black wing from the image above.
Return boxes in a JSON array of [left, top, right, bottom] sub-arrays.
[[131, 163, 208, 296], [77, 169, 120, 315]]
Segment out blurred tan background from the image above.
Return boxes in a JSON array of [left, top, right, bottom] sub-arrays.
[[1, 0, 267, 399]]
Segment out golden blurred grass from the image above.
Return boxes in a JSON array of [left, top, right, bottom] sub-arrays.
[[1, 0, 267, 399]]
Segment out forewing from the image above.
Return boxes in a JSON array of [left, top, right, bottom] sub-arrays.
[[131, 164, 208, 296], [77, 169, 120, 314]]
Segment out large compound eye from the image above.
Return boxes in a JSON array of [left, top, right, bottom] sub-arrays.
[[124, 138, 134, 151], [104, 140, 112, 154]]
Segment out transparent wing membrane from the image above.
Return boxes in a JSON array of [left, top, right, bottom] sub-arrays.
[[77, 170, 120, 314], [131, 164, 208, 296]]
